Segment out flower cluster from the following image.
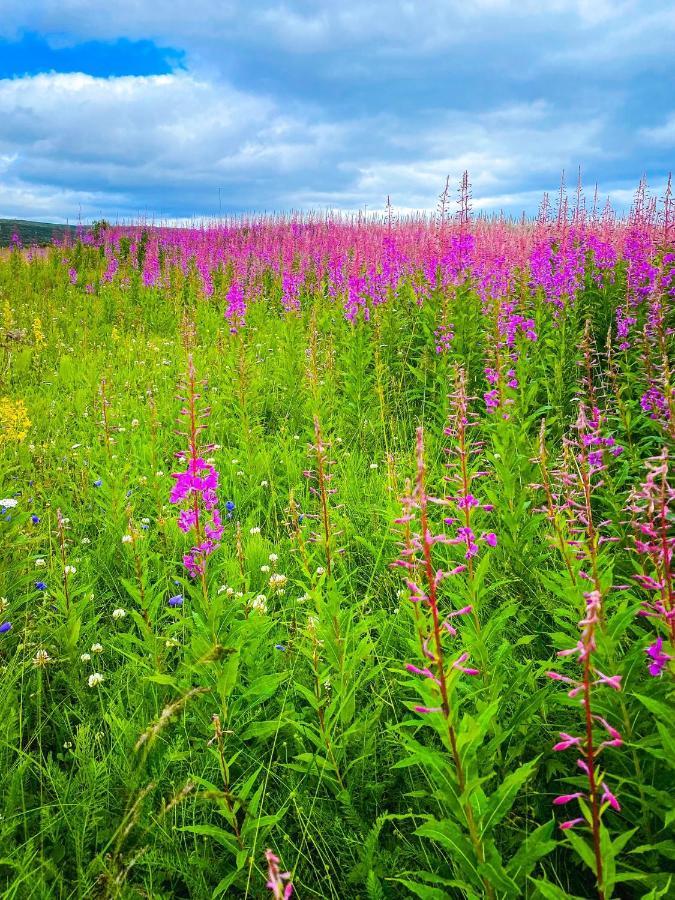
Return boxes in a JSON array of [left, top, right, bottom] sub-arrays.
[[0, 397, 31, 444], [443, 367, 497, 565], [393, 426, 479, 718], [170, 356, 223, 578], [265, 849, 293, 899], [627, 449, 674, 676], [548, 588, 623, 837]]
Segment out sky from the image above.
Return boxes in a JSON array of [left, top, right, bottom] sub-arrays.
[[0, 1, 673, 222]]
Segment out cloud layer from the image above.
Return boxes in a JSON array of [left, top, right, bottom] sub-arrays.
[[0, 2, 673, 221]]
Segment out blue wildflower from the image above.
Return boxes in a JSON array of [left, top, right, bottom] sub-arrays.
[[31, 514, 40, 524], [0, 622, 11, 634], [35, 581, 47, 591], [226, 500, 235, 512], [275, 644, 286, 651], [168, 594, 184, 607], [94, 479, 102, 487]]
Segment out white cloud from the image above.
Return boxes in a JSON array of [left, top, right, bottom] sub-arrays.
[[0, 0, 649, 57], [640, 113, 675, 147], [0, 66, 663, 220], [0, 72, 345, 218]]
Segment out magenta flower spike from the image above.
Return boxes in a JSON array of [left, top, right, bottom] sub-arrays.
[[170, 355, 223, 582], [265, 849, 293, 899]]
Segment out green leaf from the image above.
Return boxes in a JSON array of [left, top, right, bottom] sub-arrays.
[[530, 878, 586, 900], [481, 756, 539, 837], [634, 693, 673, 724], [178, 824, 239, 857], [415, 818, 481, 887], [506, 821, 557, 885], [564, 828, 597, 875]]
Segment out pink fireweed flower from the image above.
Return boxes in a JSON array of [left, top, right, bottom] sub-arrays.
[[646, 637, 671, 676], [553, 792, 585, 805], [392, 426, 479, 743], [443, 366, 497, 573], [560, 818, 585, 831], [170, 356, 223, 580], [627, 449, 674, 674], [601, 783, 621, 811], [265, 849, 293, 899], [545, 418, 624, 876], [553, 733, 582, 752]]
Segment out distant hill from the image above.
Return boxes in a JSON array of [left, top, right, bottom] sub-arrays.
[[0, 218, 79, 247]]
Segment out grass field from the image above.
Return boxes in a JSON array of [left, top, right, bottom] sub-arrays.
[[0, 192, 673, 899]]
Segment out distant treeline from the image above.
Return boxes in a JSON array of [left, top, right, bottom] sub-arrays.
[[0, 218, 79, 247]]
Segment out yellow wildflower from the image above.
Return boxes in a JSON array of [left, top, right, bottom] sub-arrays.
[[32, 317, 45, 349], [0, 397, 31, 444]]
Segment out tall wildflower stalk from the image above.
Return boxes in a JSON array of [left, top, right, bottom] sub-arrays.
[[170, 355, 223, 595], [394, 427, 494, 900], [442, 366, 497, 598], [304, 416, 341, 580], [545, 404, 624, 899], [628, 448, 674, 675]]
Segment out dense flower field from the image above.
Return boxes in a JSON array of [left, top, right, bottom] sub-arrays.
[[0, 179, 673, 899]]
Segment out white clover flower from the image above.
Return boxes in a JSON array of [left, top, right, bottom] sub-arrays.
[[260, 480, 269, 488], [298, 592, 310, 603], [369, 463, 378, 470], [269, 573, 287, 592], [35, 558, 47, 568], [250, 526, 261, 535], [0, 498, 18, 508], [33, 649, 51, 666], [112, 608, 126, 620], [236, 470, 244, 477], [141, 517, 150, 525], [155, 471, 164, 478], [80, 653, 91, 662], [131, 418, 140, 428], [226, 587, 235, 597], [217, 584, 227, 595], [91, 643, 103, 654], [235, 591, 243, 598], [81, 537, 91, 545], [252, 594, 268, 613], [260, 564, 270, 574], [121, 534, 133, 544], [315, 566, 325, 576], [231, 458, 239, 465], [88, 672, 104, 688], [268, 553, 278, 563], [64, 565, 77, 576]]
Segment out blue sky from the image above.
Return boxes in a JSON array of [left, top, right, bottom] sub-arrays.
[[0, 1, 673, 222]]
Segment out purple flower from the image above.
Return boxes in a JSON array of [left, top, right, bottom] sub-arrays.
[[31, 514, 40, 524], [94, 479, 102, 487], [646, 637, 671, 676], [0, 621, 11, 634], [35, 581, 47, 591], [168, 594, 184, 607]]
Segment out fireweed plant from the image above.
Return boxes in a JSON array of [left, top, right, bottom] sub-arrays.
[[170, 355, 223, 587], [0, 175, 673, 898]]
